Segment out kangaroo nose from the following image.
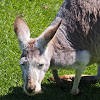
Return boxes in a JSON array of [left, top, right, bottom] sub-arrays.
[[26, 86, 36, 93]]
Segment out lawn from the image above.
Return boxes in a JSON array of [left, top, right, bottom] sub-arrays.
[[0, 0, 100, 100]]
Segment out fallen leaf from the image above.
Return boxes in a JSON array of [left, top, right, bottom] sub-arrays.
[[43, 6, 50, 9]]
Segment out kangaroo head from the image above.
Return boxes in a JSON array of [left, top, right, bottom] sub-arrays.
[[14, 16, 61, 95]]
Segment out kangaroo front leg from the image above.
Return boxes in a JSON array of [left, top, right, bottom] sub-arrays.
[[52, 69, 63, 83], [70, 67, 86, 95], [52, 69, 67, 89]]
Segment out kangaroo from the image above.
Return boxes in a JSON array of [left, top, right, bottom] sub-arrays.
[[14, 0, 100, 95]]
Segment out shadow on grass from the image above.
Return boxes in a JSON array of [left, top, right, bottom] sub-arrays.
[[0, 82, 100, 100]]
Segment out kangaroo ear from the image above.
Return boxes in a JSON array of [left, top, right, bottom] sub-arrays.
[[35, 20, 62, 51], [14, 16, 30, 50]]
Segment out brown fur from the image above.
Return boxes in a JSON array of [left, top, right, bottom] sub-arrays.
[[28, 38, 37, 47]]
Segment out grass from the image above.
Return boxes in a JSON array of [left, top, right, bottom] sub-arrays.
[[0, 0, 100, 100]]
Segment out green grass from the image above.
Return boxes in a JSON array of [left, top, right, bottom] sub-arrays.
[[0, 0, 100, 100]]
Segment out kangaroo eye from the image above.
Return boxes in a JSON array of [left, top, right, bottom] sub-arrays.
[[21, 63, 26, 66], [38, 64, 44, 67], [20, 62, 26, 66]]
